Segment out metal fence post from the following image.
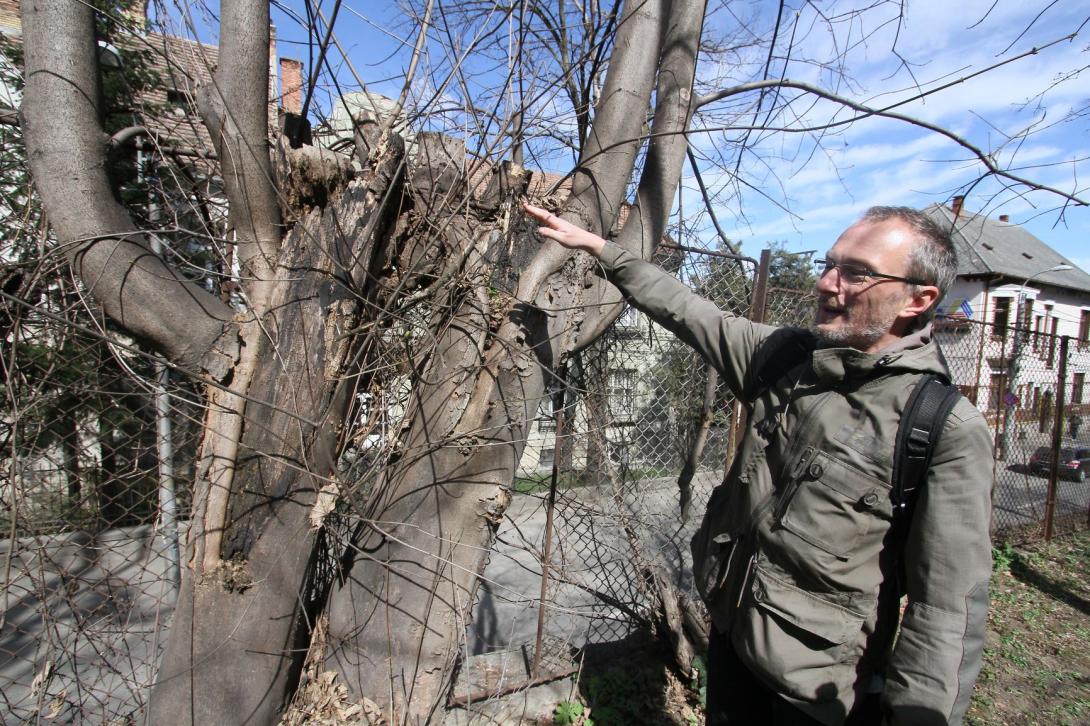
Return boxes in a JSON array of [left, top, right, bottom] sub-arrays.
[[725, 252, 770, 468], [1043, 335, 1069, 541], [532, 373, 567, 679], [144, 150, 181, 592], [749, 249, 771, 325]]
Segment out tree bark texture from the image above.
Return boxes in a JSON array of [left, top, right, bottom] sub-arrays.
[[148, 148, 408, 722], [197, 0, 282, 287], [19, 0, 708, 722], [19, 0, 236, 375], [321, 0, 707, 718]]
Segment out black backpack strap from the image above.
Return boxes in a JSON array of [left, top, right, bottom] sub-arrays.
[[891, 374, 962, 515]]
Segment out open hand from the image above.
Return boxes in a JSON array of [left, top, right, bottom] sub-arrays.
[[522, 201, 606, 256]]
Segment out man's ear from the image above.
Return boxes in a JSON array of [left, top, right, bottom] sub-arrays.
[[897, 285, 941, 322]]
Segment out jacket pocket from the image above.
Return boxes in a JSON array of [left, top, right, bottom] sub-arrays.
[[739, 564, 868, 701], [691, 484, 737, 604], [779, 451, 891, 560]]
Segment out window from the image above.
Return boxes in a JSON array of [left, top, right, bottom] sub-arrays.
[[166, 89, 192, 117], [988, 372, 1007, 412], [1080, 310, 1090, 348], [992, 297, 1011, 336], [537, 399, 556, 432], [617, 305, 640, 329], [1074, 373, 1086, 406], [1033, 315, 1043, 353], [608, 368, 636, 420], [539, 447, 555, 469], [1022, 297, 1034, 329], [609, 442, 631, 466]]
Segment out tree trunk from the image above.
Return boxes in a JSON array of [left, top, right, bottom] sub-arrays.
[[149, 170, 406, 722], [20, 0, 706, 721]]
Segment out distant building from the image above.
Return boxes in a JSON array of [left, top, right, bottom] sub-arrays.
[[925, 198, 1090, 428], [0, 0, 297, 156]]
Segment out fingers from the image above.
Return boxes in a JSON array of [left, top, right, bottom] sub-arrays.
[[522, 201, 569, 231], [521, 200, 553, 226], [520, 199, 604, 256], [536, 226, 561, 243]]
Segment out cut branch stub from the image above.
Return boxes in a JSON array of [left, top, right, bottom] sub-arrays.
[[475, 161, 532, 213], [357, 124, 406, 197], [410, 131, 467, 207], [274, 134, 357, 220]]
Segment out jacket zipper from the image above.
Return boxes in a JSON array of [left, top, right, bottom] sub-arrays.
[[736, 552, 757, 609], [733, 385, 833, 611], [774, 446, 820, 523]]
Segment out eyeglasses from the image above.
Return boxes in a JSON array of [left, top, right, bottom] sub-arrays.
[[814, 258, 931, 287]]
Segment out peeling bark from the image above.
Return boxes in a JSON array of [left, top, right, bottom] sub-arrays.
[[150, 165, 407, 723], [21, 0, 709, 721]]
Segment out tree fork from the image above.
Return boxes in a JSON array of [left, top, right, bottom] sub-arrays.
[[20, 0, 236, 374], [150, 165, 407, 724]]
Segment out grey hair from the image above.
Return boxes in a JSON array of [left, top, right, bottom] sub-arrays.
[[861, 206, 957, 328]]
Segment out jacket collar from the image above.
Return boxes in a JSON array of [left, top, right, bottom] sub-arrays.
[[811, 323, 950, 384]]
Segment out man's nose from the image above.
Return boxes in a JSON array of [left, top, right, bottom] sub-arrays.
[[815, 267, 839, 294]]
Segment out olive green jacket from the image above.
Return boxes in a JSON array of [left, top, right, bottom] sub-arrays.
[[597, 242, 992, 725]]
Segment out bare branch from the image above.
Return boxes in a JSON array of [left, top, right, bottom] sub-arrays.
[[197, 0, 282, 286], [694, 69, 1088, 207]]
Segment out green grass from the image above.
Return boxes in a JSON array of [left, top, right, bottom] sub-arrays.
[[513, 467, 675, 495], [546, 530, 1090, 725], [965, 529, 1090, 725]]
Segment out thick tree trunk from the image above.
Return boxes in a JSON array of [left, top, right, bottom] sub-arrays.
[[149, 166, 406, 723], [321, 0, 710, 718], [21, 0, 706, 721], [323, 211, 546, 721]]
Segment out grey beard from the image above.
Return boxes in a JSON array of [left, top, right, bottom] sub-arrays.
[[810, 317, 891, 350]]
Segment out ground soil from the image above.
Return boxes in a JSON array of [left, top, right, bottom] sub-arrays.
[[965, 528, 1090, 725], [280, 531, 1090, 725]]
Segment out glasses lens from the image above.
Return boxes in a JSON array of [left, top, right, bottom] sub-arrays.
[[839, 263, 870, 283], [816, 259, 868, 284]]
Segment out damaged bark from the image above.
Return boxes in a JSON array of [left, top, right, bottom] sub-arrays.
[[19, 0, 707, 721]]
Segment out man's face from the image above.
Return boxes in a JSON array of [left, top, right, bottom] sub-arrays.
[[812, 218, 922, 352]]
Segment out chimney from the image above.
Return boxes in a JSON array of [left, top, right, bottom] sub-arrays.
[[951, 195, 964, 218], [999, 214, 1009, 223], [280, 58, 304, 115]]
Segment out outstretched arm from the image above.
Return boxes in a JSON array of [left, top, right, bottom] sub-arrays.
[[522, 201, 607, 256], [522, 201, 775, 399]]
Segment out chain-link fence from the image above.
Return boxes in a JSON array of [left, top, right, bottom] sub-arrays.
[[5, 235, 1089, 720], [936, 316, 1090, 541], [459, 247, 822, 704], [1, 282, 202, 721]]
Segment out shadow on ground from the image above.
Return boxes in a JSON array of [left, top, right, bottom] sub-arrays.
[[1009, 554, 1090, 617], [576, 630, 701, 726]]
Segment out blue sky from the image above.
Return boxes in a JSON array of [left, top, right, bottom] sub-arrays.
[[686, 0, 1090, 271], [166, 1, 1088, 272]]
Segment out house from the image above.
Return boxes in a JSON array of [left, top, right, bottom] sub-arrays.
[[925, 198, 1090, 432], [0, 0, 300, 160]]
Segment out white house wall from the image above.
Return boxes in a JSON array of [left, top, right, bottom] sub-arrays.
[[937, 278, 1090, 422]]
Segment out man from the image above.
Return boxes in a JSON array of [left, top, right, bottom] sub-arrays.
[[523, 202, 992, 725]]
